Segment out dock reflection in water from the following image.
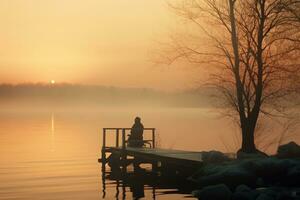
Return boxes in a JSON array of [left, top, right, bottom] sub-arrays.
[[101, 165, 196, 200]]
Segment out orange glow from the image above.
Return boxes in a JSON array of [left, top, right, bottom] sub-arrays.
[[0, 0, 200, 90]]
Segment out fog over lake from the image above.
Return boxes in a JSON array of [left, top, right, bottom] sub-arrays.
[[0, 84, 299, 199]]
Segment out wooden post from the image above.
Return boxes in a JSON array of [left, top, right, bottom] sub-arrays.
[[102, 128, 106, 149], [121, 128, 127, 173], [101, 128, 106, 165], [116, 129, 119, 147], [151, 129, 158, 171], [122, 128, 126, 149], [152, 128, 156, 148], [101, 129, 107, 197]]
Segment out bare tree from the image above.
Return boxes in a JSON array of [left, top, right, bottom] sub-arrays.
[[163, 0, 300, 153]]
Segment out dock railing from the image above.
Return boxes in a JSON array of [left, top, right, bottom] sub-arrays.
[[102, 128, 156, 151]]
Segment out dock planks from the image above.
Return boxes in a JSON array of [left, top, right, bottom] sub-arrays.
[[106, 147, 204, 167], [115, 147, 202, 162]]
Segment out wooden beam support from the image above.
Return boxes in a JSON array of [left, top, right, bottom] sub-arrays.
[[152, 128, 156, 149]]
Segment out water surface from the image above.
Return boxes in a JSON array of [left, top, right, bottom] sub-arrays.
[[0, 108, 233, 199]]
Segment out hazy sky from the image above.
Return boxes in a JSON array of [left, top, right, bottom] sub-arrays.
[[0, 0, 202, 90]]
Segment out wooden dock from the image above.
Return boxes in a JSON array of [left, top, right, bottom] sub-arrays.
[[99, 128, 204, 174]]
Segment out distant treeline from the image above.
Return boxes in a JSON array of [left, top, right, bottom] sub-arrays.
[[0, 83, 215, 108]]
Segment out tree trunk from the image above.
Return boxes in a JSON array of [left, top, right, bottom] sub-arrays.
[[228, 0, 255, 153], [239, 0, 265, 154], [241, 118, 257, 153]]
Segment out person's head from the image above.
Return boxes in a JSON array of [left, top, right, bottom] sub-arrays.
[[134, 117, 141, 123]]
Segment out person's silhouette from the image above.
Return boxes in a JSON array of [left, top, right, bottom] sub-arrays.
[[128, 117, 144, 147]]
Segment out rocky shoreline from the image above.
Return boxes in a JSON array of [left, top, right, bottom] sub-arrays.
[[190, 142, 300, 200]]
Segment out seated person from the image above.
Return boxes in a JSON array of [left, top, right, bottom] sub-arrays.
[[128, 117, 144, 147]]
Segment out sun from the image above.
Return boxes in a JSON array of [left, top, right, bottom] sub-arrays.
[[50, 80, 56, 84]]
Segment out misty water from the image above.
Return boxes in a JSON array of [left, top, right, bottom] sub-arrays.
[[0, 107, 290, 200]]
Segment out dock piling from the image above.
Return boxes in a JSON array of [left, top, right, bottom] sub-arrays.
[[101, 128, 106, 164]]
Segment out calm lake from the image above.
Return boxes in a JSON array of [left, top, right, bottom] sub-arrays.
[[0, 108, 248, 199]]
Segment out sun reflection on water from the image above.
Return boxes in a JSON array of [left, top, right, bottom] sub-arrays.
[[51, 113, 55, 152]]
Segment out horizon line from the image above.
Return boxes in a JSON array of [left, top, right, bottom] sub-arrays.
[[0, 82, 210, 92]]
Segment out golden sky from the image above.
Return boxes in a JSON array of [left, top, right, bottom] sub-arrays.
[[0, 0, 200, 90]]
